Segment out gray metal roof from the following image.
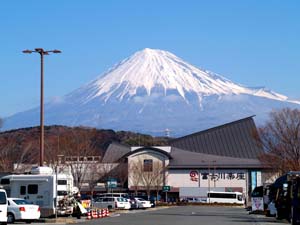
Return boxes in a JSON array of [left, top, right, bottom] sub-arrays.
[[102, 142, 131, 163], [169, 147, 263, 169], [122, 146, 173, 159], [170, 116, 262, 159]]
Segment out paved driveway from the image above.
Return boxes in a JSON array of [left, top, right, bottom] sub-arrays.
[[74, 206, 288, 225]]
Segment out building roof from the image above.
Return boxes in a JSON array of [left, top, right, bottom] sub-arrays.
[[169, 147, 263, 169], [169, 116, 262, 159], [122, 146, 173, 159], [102, 142, 131, 163]]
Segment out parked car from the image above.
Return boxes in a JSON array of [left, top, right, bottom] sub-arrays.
[[128, 197, 138, 209], [134, 198, 152, 209], [7, 198, 40, 223], [93, 197, 131, 210]]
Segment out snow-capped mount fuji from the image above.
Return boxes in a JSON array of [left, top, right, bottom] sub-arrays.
[[4, 48, 300, 136], [66, 48, 295, 105]]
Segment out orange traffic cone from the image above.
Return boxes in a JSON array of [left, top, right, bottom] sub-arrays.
[[87, 211, 92, 220]]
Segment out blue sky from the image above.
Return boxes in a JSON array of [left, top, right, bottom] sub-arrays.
[[0, 0, 299, 117]]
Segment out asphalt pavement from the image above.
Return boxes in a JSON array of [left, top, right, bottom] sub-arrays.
[[25, 206, 289, 225]]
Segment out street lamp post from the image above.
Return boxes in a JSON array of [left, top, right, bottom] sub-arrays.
[[22, 48, 61, 166]]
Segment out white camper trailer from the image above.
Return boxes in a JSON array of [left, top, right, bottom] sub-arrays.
[[0, 167, 75, 217], [0, 189, 8, 225]]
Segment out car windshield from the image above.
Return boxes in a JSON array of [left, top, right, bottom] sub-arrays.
[[117, 197, 126, 202], [0, 192, 6, 204], [13, 199, 31, 205]]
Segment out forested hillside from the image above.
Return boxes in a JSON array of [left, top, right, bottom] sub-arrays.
[[0, 125, 170, 171]]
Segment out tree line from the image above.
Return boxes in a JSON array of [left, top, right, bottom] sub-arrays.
[[1, 107, 300, 188]]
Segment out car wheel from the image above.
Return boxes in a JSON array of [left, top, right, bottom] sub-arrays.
[[7, 213, 15, 224], [25, 221, 31, 224]]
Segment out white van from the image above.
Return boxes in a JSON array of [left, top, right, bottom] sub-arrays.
[[93, 197, 131, 210], [0, 189, 8, 225]]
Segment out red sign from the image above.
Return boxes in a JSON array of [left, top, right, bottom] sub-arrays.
[[190, 170, 199, 182]]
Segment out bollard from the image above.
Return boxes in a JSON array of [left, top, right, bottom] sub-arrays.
[[106, 208, 110, 217]]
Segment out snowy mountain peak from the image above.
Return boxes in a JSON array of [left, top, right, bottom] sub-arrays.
[[4, 48, 300, 135], [67, 48, 299, 105]]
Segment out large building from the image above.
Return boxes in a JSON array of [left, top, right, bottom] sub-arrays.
[[102, 116, 267, 201]]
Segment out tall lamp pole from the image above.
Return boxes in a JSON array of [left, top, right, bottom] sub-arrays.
[[22, 48, 61, 166]]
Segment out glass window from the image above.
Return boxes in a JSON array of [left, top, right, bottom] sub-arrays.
[[28, 184, 38, 194], [20, 186, 26, 195], [58, 180, 67, 185], [238, 195, 243, 201], [0, 179, 10, 185], [0, 192, 7, 204], [13, 199, 30, 205], [208, 193, 236, 199], [94, 156, 100, 161], [144, 159, 153, 172], [79, 157, 85, 161], [57, 191, 68, 196]]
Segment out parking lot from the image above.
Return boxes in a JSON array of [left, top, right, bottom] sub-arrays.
[[23, 206, 290, 225]]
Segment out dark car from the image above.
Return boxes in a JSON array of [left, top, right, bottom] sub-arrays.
[[128, 197, 138, 209], [149, 196, 156, 208]]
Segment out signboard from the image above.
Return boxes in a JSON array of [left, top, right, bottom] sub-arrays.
[[80, 200, 91, 209], [251, 197, 264, 211], [107, 178, 117, 188], [162, 185, 171, 192], [190, 170, 199, 182]]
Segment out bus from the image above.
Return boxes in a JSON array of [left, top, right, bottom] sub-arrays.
[[94, 193, 129, 199], [207, 191, 244, 204]]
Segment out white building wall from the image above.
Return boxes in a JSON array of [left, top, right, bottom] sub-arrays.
[[128, 150, 169, 188], [168, 169, 248, 193]]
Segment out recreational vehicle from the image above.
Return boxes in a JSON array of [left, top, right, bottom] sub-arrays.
[[0, 189, 7, 225], [0, 166, 75, 217]]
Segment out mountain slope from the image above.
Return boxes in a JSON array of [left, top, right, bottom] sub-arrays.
[[4, 48, 300, 136], [65, 48, 297, 105]]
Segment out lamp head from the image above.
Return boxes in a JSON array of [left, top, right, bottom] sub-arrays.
[[22, 50, 33, 54], [52, 49, 62, 54], [35, 48, 44, 52]]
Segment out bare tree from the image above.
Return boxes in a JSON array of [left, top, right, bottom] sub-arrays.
[[0, 133, 35, 172], [254, 108, 300, 175], [152, 161, 166, 201], [97, 162, 127, 188], [129, 158, 166, 199], [57, 128, 100, 189], [114, 162, 128, 189], [129, 159, 143, 195]]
